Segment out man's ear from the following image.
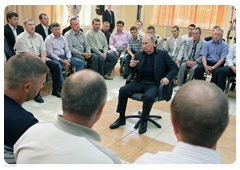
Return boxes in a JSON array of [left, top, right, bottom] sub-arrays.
[[22, 82, 31, 93], [170, 115, 179, 135], [96, 101, 106, 119]]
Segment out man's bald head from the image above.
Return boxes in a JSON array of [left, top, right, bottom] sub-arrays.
[[171, 80, 229, 148], [61, 70, 107, 121]]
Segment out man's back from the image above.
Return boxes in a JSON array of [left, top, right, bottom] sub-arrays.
[[14, 115, 121, 164]]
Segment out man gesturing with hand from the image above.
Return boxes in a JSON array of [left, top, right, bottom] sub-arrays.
[[110, 34, 178, 134]]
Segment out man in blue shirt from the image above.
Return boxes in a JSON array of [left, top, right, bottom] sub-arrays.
[[217, 43, 236, 91], [194, 28, 228, 85]]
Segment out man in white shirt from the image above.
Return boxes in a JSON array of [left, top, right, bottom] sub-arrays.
[[181, 24, 195, 41], [14, 70, 122, 164], [135, 20, 145, 36], [134, 80, 229, 164]]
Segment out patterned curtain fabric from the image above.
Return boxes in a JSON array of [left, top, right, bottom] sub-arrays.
[[153, 5, 227, 29]]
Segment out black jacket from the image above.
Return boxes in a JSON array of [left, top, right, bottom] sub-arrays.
[[102, 10, 115, 28], [35, 23, 51, 40], [132, 48, 179, 101], [4, 24, 24, 54]]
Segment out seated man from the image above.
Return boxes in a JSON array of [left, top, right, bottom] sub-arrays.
[[35, 13, 51, 41], [45, 22, 84, 86], [194, 28, 228, 85], [135, 20, 145, 36], [14, 70, 122, 164], [110, 34, 178, 134], [175, 27, 206, 91], [4, 11, 24, 55], [134, 80, 229, 164], [4, 54, 48, 149], [147, 26, 163, 50], [205, 25, 225, 42], [86, 18, 118, 80], [16, 18, 62, 103], [165, 26, 186, 67], [64, 17, 101, 74], [101, 21, 111, 45], [108, 20, 130, 76], [181, 24, 195, 41], [4, 36, 14, 61], [217, 43, 236, 91], [124, 26, 143, 79]]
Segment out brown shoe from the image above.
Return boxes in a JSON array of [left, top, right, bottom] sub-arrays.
[[103, 73, 113, 80]]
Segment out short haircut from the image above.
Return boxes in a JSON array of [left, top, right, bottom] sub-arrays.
[[171, 80, 229, 148], [136, 20, 143, 26], [116, 20, 124, 26], [50, 22, 60, 30], [92, 18, 101, 24], [103, 21, 110, 25], [212, 25, 220, 29], [61, 70, 107, 121], [144, 34, 155, 42], [39, 13, 47, 20], [70, 16, 78, 25], [4, 54, 49, 91], [172, 26, 179, 31], [6, 11, 19, 22], [188, 24, 196, 28], [193, 27, 202, 33], [130, 26, 138, 32], [215, 27, 224, 34], [23, 18, 34, 25], [147, 26, 155, 32]]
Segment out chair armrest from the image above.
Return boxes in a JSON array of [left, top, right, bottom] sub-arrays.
[[125, 73, 135, 85]]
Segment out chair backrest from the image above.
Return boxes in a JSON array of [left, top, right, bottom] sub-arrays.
[[4, 144, 16, 164]]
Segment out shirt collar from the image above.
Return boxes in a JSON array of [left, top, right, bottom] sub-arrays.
[[131, 34, 140, 41], [8, 23, 17, 30], [173, 141, 222, 164], [41, 23, 49, 29], [70, 28, 82, 36], [24, 30, 36, 38], [50, 33, 62, 39], [212, 39, 222, 44], [142, 47, 157, 56], [54, 115, 101, 142]]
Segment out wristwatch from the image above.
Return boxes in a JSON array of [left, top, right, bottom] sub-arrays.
[[42, 57, 46, 60], [212, 66, 215, 70]]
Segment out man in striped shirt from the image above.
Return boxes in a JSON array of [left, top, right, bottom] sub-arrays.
[[134, 80, 229, 164]]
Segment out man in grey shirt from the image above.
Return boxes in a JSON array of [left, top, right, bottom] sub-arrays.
[[64, 17, 103, 74]]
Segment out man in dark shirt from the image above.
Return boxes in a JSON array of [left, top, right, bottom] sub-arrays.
[[4, 54, 49, 148], [101, 21, 111, 46], [109, 34, 178, 134]]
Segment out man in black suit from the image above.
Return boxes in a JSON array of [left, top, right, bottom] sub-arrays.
[[110, 34, 179, 134], [102, 5, 115, 33], [4, 11, 24, 55], [35, 13, 51, 40]]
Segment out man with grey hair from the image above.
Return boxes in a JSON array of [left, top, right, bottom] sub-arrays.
[[110, 34, 178, 134], [175, 27, 207, 91], [4, 54, 48, 149], [15, 18, 62, 103], [194, 28, 228, 85], [134, 80, 229, 164], [45, 22, 84, 86], [14, 70, 122, 164]]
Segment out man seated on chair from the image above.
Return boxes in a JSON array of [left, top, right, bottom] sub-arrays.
[[123, 26, 143, 79], [175, 27, 207, 91], [64, 17, 101, 75], [14, 70, 122, 164], [134, 80, 229, 164], [164, 26, 186, 67], [101, 21, 111, 46], [45, 22, 84, 86], [35, 13, 51, 41], [86, 18, 118, 80], [194, 28, 228, 85], [181, 24, 195, 41], [108, 20, 130, 76], [4, 54, 48, 149], [204, 25, 225, 42], [217, 43, 236, 91], [109, 34, 178, 134], [147, 26, 163, 50], [15, 18, 62, 103]]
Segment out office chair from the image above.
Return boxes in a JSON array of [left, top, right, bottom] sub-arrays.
[[224, 75, 236, 94]]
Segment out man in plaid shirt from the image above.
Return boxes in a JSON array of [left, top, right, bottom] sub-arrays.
[[123, 26, 143, 79]]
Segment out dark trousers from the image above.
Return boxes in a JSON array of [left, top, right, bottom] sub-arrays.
[[194, 60, 224, 85], [45, 60, 61, 90], [217, 66, 236, 91], [117, 82, 158, 121]]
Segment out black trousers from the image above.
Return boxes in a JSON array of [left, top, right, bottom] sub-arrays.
[[217, 66, 236, 91], [117, 82, 158, 121], [194, 60, 224, 85], [45, 60, 61, 90]]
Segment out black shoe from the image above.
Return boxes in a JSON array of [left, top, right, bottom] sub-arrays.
[[110, 118, 126, 129], [139, 121, 147, 134], [123, 74, 129, 79], [34, 93, 44, 103], [52, 89, 61, 98]]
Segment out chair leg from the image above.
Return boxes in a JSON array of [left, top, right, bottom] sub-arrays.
[[134, 119, 142, 129], [224, 77, 232, 94], [148, 118, 161, 128]]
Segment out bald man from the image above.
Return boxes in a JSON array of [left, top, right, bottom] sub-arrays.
[[14, 70, 121, 164], [135, 80, 229, 164]]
